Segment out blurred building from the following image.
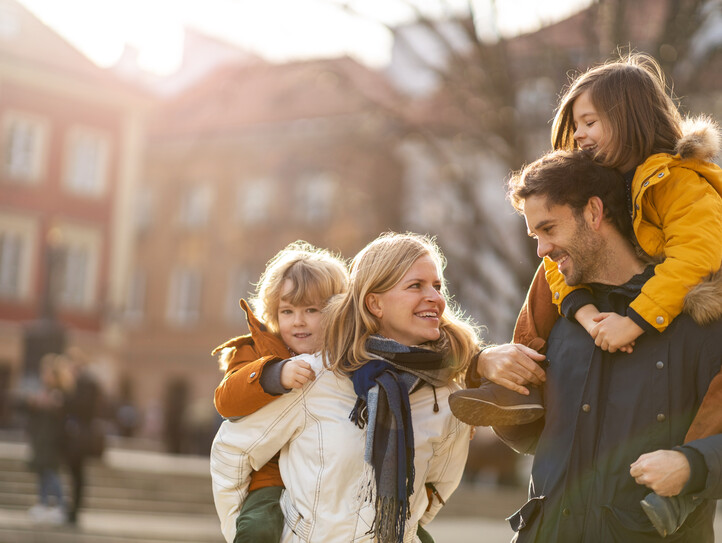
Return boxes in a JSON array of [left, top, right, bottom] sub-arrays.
[[118, 56, 405, 424], [0, 0, 151, 401]]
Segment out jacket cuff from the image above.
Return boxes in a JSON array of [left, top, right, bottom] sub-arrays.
[[675, 445, 708, 495], [560, 289, 596, 320], [627, 308, 658, 334], [259, 359, 292, 395]]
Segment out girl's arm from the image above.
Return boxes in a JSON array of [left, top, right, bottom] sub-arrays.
[[630, 171, 722, 332]]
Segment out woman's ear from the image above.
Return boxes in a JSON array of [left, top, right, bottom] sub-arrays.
[[365, 293, 383, 319]]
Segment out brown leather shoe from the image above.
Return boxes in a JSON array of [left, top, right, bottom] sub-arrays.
[[449, 381, 544, 426]]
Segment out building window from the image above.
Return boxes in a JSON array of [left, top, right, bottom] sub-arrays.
[[2, 112, 48, 183], [134, 186, 154, 232], [124, 269, 146, 323], [238, 178, 273, 225], [0, 213, 38, 301], [225, 268, 252, 323], [179, 184, 212, 229], [296, 173, 335, 224], [64, 127, 110, 197], [54, 225, 101, 311], [167, 268, 202, 326]]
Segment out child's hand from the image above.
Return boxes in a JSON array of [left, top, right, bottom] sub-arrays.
[[589, 313, 644, 353], [574, 304, 601, 335], [280, 358, 316, 389]]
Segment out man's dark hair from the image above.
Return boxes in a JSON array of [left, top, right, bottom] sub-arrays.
[[507, 149, 632, 239]]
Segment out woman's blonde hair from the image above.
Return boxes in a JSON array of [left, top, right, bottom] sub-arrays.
[[251, 241, 348, 335], [552, 52, 682, 170], [322, 232, 480, 382]]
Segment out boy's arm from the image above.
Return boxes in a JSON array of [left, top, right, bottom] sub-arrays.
[[512, 262, 558, 354], [543, 257, 596, 321], [214, 355, 285, 418], [629, 171, 722, 331]]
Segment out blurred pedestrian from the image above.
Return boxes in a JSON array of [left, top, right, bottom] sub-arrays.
[[25, 353, 74, 524], [64, 348, 105, 525]]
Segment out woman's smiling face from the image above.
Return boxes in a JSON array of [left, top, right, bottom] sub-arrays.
[[366, 254, 446, 346]]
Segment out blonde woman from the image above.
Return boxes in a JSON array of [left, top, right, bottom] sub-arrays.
[[211, 232, 478, 543]]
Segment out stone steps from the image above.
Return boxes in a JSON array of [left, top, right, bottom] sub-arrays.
[[0, 437, 224, 543]]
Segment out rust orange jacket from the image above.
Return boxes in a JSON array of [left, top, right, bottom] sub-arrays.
[[212, 299, 292, 491]]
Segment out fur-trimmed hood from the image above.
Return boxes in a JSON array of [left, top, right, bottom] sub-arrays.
[[678, 116, 722, 325], [676, 115, 721, 161]]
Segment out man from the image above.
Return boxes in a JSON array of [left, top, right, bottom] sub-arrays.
[[475, 150, 722, 542]]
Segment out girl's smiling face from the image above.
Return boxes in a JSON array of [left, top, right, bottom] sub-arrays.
[[365, 255, 446, 347], [572, 90, 608, 155]]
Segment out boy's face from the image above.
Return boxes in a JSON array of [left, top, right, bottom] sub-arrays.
[[278, 279, 324, 355], [572, 90, 608, 156]]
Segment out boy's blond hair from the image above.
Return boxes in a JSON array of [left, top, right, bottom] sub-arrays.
[[552, 52, 682, 170], [251, 241, 348, 335], [322, 232, 480, 382]]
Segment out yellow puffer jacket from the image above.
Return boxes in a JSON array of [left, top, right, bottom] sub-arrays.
[[545, 117, 722, 332]]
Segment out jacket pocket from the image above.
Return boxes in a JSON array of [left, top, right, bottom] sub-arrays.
[[280, 489, 311, 541]]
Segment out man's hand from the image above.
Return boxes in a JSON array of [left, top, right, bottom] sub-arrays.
[[590, 313, 643, 353], [280, 358, 316, 389], [630, 450, 691, 496], [476, 344, 546, 395]]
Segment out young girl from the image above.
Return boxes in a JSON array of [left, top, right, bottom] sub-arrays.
[[211, 232, 478, 543], [212, 240, 348, 543], [452, 53, 722, 537]]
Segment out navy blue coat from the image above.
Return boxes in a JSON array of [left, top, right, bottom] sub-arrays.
[[497, 269, 722, 542]]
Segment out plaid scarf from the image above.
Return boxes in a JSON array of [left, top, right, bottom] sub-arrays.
[[349, 335, 453, 542]]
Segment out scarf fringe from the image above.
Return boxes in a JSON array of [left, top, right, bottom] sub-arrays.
[[349, 397, 368, 428], [374, 495, 408, 543]]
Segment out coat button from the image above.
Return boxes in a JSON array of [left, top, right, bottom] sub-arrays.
[[635, 204, 640, 210], [658, 172, 664, 178], [656, 316, 664, 325], [656, 361, 664, 369], [562, 507, 571, 517], [643, 180, 650, 187], [582, 404, 591, 413], [554, 292, 560, 300], [657, 413, 666, 422], [250, 371, 257, 378]]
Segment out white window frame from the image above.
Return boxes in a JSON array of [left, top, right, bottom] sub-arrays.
[[237, 178, 273, 225], [296, 172, 335, 223], [0, 212, 38, 301], [166, 267, 202, 326], [63, 126, 110, 197], [124, 268, 147, 324], [178, 184, 213, 229], [54, 224, 102, 311], [2, 111, 48, 184]]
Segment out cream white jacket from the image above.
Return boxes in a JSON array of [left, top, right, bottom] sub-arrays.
[[210, 353, 470, 543]]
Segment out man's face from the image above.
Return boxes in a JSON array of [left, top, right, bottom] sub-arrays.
[[523, 194, 603, 286]]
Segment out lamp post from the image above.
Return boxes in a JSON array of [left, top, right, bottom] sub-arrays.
[[22, 227, 67, 380]]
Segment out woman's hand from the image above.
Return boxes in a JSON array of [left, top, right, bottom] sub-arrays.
[[476, 344, 546, 395]]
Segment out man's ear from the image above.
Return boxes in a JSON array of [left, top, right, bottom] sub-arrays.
[[585, 196, 605, 230], [365, 293, 383, 319]]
